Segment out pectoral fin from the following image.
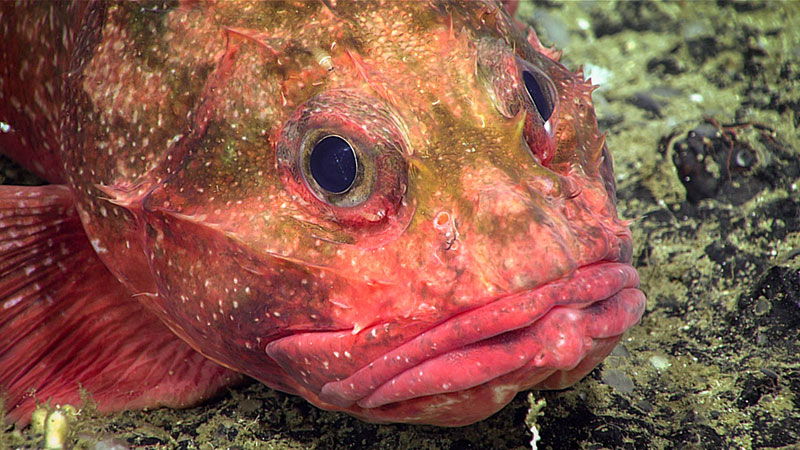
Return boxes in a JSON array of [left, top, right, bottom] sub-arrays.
[[0, 185, 243, 426]]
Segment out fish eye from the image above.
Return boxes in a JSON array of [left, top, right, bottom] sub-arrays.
[[309, 135, 358, 194], [298, 130, 373, 208], [276, 90, 409, 223], [522, 69, 554, 122]]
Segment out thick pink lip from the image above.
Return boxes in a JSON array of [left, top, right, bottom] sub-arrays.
[[263, 262, 644, 415], [306, 261, 644, 409]]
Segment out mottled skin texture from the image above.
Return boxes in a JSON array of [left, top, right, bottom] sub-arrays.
[[0, 0, 645, 426]]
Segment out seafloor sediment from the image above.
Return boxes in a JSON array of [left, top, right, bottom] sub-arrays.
[[2, 1, 798, 449]]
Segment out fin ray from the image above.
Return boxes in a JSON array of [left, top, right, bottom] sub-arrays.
[[0, 185, 243, 426]]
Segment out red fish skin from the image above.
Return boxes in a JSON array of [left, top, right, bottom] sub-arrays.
[[0, 0, 645, 427]]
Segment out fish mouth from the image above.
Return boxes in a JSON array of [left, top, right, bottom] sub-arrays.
[[267, 262, 644, 421]]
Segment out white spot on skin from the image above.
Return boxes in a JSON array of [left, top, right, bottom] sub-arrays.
[[3, 295, 24, 310], [90, 238, 108, 254]]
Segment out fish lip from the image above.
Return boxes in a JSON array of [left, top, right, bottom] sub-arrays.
[[317, 261, 644, 409]]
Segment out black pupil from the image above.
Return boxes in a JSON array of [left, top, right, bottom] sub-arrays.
[[522, 70, 553, 122], [309, 136, 357, 194]]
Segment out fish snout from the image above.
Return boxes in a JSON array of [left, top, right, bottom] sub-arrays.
[[455, 164, 580, 293]]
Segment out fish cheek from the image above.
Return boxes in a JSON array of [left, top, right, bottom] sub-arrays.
[[136, 207, 346, 380], [127, 123, 387, 383]]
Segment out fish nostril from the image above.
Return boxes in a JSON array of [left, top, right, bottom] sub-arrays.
[[433, 211, 451, 229], [433, 211, 459, 250]]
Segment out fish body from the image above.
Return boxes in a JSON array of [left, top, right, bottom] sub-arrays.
[[0, 0, 645, 426]]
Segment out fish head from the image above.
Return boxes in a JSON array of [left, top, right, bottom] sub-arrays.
[[75, 1, 645, 426]]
